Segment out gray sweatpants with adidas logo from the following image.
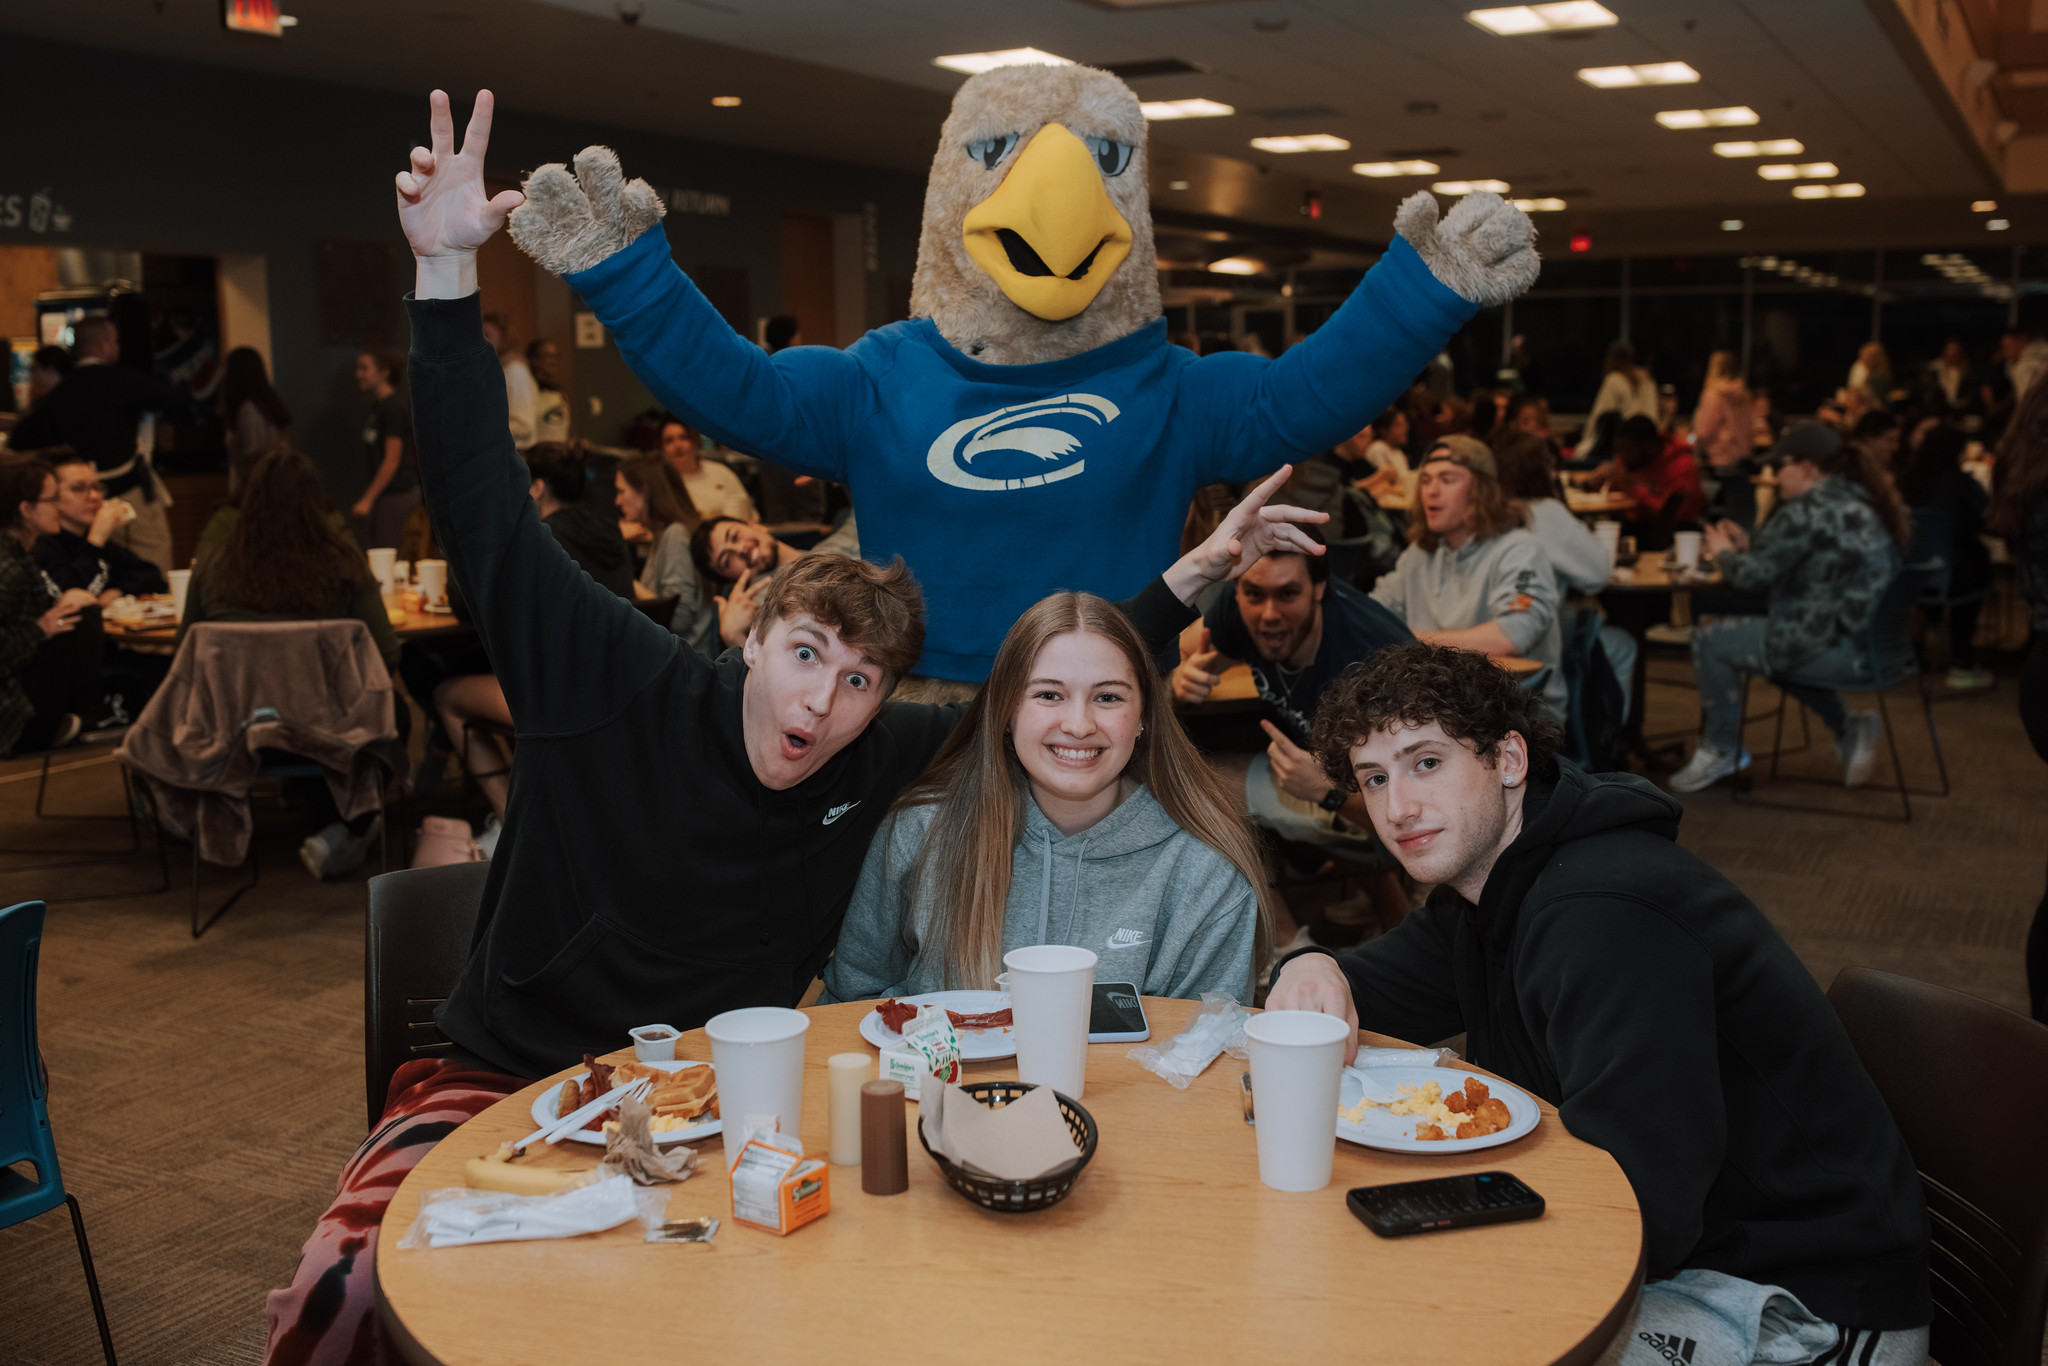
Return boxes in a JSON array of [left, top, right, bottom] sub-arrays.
[[1595, 1268, 1928, 1366]]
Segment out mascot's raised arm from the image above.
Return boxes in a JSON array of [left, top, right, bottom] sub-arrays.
[[508, 65, 1539, 684]]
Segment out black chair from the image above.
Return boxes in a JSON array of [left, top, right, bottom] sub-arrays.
[[1827, 968, 2048, 1366], [363, 861, 488, 1130], [1733, 562, 1949, 822]]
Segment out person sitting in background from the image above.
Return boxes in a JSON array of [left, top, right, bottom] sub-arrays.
[[764, 314, 801, 352], [660, 415, 757, 522], [180, 449, 400, 877], [691, 513, 862, 648], [1897, 424, 1994, 691], [1495, 393, 1557, 465], [614, 453, 716, 653], [350, 348, 420, 551], [1581, 339, 1659, 464], [1359, 408, 1410, 496], [1849, 409, 1900, 474], [8, 317, 179, 574], [1268, 644, 1930, 1366], [1492, 430, 1611, 596], [482, 312, 538, 449], [1590, 414, 1706, 549], [35, 454, 167, 604], [1847, 340, 1893, 411], [1928, 338, 1978, 420], [523, 442, 634, 599], [0, 457, 111, 754], [1370, 436, 1565, 719], [1172, 529, 1414, 940], [1467, 386, 1499, 445], [1690, 349, 1755, 471], [822, 591, 1269, 1004], [1668, 422, 1910, 794], [526, 337, 569, 444], [23, 344, 70, 412], [217, 346, 291, 493]]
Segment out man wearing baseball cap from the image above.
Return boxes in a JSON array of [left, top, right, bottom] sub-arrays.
[[1369, 435, 1566, 718]]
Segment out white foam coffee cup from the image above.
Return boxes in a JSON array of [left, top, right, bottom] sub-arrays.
[[166, 569, 191, 621], [416, 559, 449, 609], [1672, 530, 1702, 570], [705, 1006, 809, 1169], [1002, 944, 1097, 1100], [1245, 1010, 1352, 1192]]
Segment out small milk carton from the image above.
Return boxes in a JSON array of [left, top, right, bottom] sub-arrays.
[[877, 1004, 962, 1102], [729, 1129, 830, 1236]]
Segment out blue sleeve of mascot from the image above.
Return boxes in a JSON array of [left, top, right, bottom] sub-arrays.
[[566, 224, 874, 482], [1181, 237, 1478, 484]]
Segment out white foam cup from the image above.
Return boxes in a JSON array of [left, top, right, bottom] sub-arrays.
[[1001, 945, 1097, 1100], [1244, 1009, 1352, 1192], [366, 546, 396, 587], [1593, 519, 1622, 560], [704, 1006, 809, 1169], [416, 559, 449, 609], [166, 568, 191, 620], [1671, 530, 1702, 570]]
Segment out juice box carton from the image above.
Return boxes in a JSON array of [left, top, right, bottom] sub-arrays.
[[730, 1136, 830, 1235]]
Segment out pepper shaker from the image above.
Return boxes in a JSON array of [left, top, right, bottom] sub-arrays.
[[860, 1080, 909, 1195]]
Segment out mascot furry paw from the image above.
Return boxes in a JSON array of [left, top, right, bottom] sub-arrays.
[[512, 63, 1538, 683]]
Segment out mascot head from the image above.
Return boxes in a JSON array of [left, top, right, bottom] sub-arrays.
[[910, 64, 1161, 367]]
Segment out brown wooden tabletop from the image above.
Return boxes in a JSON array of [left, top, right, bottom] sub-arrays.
[[1560, 491, 1638, 518], [1601, 558, 1721, 593], [103, 598, 473, 651], [376, 999, 1643, 1366]]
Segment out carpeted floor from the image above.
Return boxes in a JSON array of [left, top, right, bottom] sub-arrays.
[[1, 656, 2043, 1365]]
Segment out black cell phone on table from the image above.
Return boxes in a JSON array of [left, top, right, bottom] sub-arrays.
[[1346, 1172, 1544, 1238], [1087, 982, 1149, 1042]]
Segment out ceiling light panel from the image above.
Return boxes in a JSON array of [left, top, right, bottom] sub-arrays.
[[1512, 198, 1567, 211], [1578, 63, 1700, 89], [1972, 199, 1998, 212], [932, 48, 1072, 75], [1250, 134, 1351, 153], [1434, 179, 1511, 194], [1353, 160, 1440, 176], [1791, 183, 1865, 199], [1655, 107, 1759, 129], [1756, 162, 1838, 180], [1713, 139, 1804, 157], [1467, 3, 1617, 35], [1208, 257, 1264, 275], [1140, 99, 1234, 120]]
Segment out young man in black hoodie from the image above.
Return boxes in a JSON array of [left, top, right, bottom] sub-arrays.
[[1270, 643, 1929, 1366], [262, 91, 1326, 1364]]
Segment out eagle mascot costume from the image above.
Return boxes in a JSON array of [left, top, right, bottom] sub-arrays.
[[509, 64, 1538, 682]]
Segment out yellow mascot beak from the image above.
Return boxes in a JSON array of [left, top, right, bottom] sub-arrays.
[[961, 124, 1134, 322]]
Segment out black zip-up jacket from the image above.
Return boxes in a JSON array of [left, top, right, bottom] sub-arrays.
[[34, 528, 168, 599], [409, 293, 1195, 1079], [1288, 762, 1929, 1330]]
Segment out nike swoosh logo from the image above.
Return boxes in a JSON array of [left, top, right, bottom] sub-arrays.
[[822, 800, 861, 826], [1106, 929, 1149, 949]]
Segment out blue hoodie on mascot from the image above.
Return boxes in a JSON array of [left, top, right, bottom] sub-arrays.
[[509, 63, 1540, 683]]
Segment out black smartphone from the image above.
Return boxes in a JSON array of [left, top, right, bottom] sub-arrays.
[[1346, 1171, 1544, 1238], [1087, 981, 1149, 1042]]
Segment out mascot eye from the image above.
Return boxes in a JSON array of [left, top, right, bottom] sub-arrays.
[[966, 134, 1019, 170], [1082, 136, 1134, 177]]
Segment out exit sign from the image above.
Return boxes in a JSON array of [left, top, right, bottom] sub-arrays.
[[223, 0, 285, 36]]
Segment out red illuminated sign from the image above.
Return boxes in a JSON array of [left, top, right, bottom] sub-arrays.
[[1569, 234, 1592, 253], [223, 0, 284, 37]]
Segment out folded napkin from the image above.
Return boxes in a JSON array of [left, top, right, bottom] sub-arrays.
[[397, 1175, 663, 1249], [920, 1082, 1081, 1181]]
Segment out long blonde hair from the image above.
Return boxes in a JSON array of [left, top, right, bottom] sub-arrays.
[[895, 592, 1274, 989]]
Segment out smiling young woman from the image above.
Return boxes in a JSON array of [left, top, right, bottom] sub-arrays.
[[820, 590, 1273, 1004]]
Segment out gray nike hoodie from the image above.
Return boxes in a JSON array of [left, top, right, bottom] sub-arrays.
[[819, 783, 1258, 1004]]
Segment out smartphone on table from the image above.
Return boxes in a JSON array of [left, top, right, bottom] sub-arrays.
[[1346, 1172, 1544, 1238], [1087, 981, 1149, 1042]]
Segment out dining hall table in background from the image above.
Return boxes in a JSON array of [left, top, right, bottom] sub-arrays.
[[1599, 557, 1721, 764], [1371, 487, 1637, 521], [376, 999, 1644, 1366], [102, 599, 473, 655]]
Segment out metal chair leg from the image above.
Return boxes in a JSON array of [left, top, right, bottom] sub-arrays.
[[191, 832, 259, 940], [1875, 691, 1911, 822], [1918, 673, 1951, 796], [65, 1193, 118, 1366]]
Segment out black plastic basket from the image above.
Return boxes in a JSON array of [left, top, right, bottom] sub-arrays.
[[917, 1081, 1097, 1213]]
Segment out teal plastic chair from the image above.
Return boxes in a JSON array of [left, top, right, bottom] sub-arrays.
[[1, 899, 117, 1364]]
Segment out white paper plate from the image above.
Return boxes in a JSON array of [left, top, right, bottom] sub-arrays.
[[1334, 1065, 1540, 1154], [529, 1058, 721, 1146], [857, 990, 1015, 1061]]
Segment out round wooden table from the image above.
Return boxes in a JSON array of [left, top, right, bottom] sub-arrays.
[[377, 1000, 1643, 1365]]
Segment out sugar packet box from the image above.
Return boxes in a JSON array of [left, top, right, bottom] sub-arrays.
[[730, 1135, 830, 1236], [877, 1003, 961, 1102]]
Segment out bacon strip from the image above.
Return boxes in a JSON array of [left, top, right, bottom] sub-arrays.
[[946, 1008, 1013, 1031]]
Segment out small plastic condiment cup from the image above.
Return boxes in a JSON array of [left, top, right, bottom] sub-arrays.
[[630, 1023, 680, 1063]]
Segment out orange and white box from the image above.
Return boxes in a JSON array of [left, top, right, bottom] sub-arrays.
[[729, 1136, 830, 1235]]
